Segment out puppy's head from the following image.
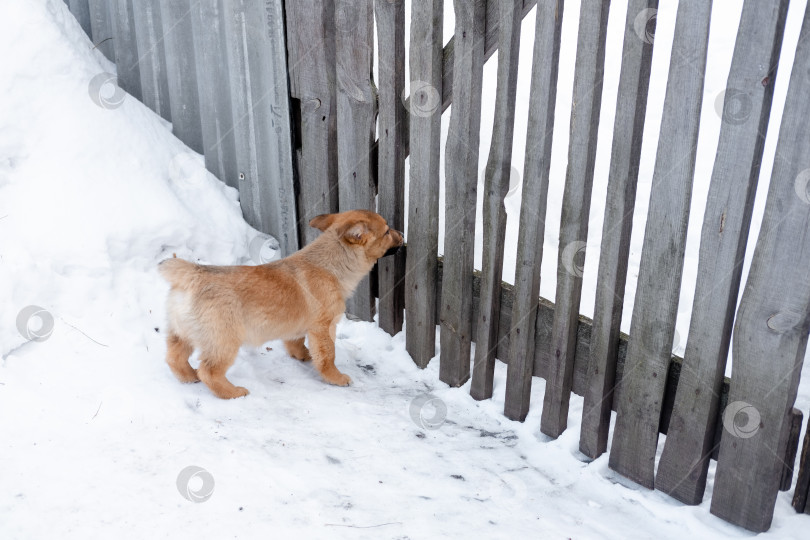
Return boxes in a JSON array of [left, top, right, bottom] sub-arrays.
[[310, 210, 404, 262]]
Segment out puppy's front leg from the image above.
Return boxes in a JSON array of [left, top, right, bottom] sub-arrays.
[[308, 319, 351, 386], [284, 337, 311, 361]]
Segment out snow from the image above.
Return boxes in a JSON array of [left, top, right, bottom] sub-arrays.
[[0, 0, 808, 539]]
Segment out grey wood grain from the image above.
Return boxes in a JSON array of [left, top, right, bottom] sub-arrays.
[[335, 0, 377, 321], [131, 0, 172, 121], [541, 0, 610, 438], [608, 0, 713, 489], [221, 0, 298, 255], [67, 0, 92, 37], [190, 0, 239, 190], [375, 0, 407, 335], [400, 0, 537, 158], [780, 408, 803, 491], [502, 0, 563, 420], [655, 0, 789, 504], [285, 0, 339, 247], [88, 0, 115, 60], [793, 415, 810, 512], [439, 0, 486, 387], [470, 0, 523, 401], [158, 0, 204, 153], [580, 0, 656, 459], [710, 7, 810, 529], [108, 0, 141, 101], [404, 0, 443, 369]]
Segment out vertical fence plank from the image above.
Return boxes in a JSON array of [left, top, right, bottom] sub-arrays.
[[655, 0, 789, 504], [540, 0, 610, 438], [609, 0, 713, 488], [793, 416, 810, 512], [780, 408, 803, 491], [108, 0, 142, 101], [375, 0, 407, 335], [222, 0, 298, 254], [88, 0, 115, 60], [67, 0, 92, 37], [285, 0, 339, 247], [190, 0, 239, 190], [579, 0, 656, 458], [158, 0, 204, 153], [131, 0, 172, 121], [710, 7, 810, 529], [405, 0, 443, 369], [439, 0, 486, 387], [503, 0, 564, 419], [335, 0, 376, 320], [470, 0, 523, 400]]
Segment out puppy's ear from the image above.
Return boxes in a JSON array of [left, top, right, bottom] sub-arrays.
[[309, 214, 334, 231], [340, 221, 370, 244]]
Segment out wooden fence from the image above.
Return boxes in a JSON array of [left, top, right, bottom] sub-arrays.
[[63, 0, 810, 532]]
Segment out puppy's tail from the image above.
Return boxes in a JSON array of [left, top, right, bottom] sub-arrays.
[[158, 258, 200, 290]]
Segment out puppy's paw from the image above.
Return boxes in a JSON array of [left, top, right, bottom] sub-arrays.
[[328, 372, 352, 387], [177, 371, 200, 384], [220, 386, 250, 399]]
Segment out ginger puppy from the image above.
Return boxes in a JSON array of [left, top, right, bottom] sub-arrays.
[[159, 210, 403, 399]]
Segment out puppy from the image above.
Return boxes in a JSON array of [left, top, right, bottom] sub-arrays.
[[159, 209, 404, 399]]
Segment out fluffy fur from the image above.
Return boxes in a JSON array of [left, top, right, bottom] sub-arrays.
[[159, 210, 404, 399]]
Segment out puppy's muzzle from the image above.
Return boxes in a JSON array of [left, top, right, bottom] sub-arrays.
[[383, 230, 404, 258]]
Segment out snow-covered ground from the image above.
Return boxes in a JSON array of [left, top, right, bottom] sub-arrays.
[[1, 0, 808, 538]]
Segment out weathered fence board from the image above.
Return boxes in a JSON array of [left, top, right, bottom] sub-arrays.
[[608, 0, 713, 489], [780, 408, 803, 491], [401, 0, 537, 157], [655, 0, 789, 504], [284, 0, 339, 247], [439, 0, 486, 387], [158, 0, 204, 153], [502, 0, 564, 419], [108, 0, 141, 101], [404, 0, 443, 369], [375, 0, 407, 335], [336, 0, 377, 320], [794, 416, 810, 513], [541, 0, 610, 438], [67, 0, 92, 37], [470, 0, 523, 401], [580, 0, 656, 459], [221, 0, 298, 255], [131, 0, 172, 121], [88, 0, 115, 60], [710, 6, 810, 529], [190, 0, 239, 190]]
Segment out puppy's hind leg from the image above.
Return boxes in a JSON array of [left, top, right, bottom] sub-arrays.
[[284, 337, 311, 361], [166, 333, 199, 383], [197, 344, 249, 399]]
